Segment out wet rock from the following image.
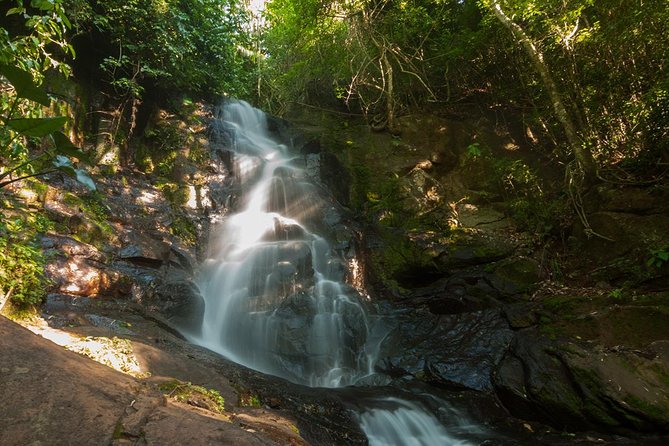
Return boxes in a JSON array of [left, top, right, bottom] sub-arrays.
[[383, 308, 513, 391], [493, 331, 586, 428], [154, 276, 204, 333], [318, 152, 351, 207], [300, 138, 321, 154]]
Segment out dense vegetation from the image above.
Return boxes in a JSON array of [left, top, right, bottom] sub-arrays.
[[1, 0, 668, 307], [0, 0, 253, 308], [258, 0, 668, 179]]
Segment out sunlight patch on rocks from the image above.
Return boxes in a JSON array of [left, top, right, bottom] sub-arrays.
[[20, 316, 145, 377]]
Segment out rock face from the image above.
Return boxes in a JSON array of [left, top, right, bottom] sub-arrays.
[[494, 328, 669, 432], [299, 108, 669, 440], [42, 235, 133, 298], [1, 311, 371, 446], [381, 307, 514, 391]]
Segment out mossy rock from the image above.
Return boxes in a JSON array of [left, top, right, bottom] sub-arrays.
[[434, 236, 516, 270], [565, 344, 669, 431], [490, 257, 541, 298]]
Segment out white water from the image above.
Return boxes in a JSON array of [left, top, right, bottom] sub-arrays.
[[191, 100, 479, 445], [356, 398, 476, 446], [191, 100, 380, 387]]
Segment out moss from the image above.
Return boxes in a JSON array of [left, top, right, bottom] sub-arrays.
[[170, 213, 197, 247], [26, 180, 49, 203], [60, 191, 115, 248], [369, 228, 436, 291], [112, 421, 124, 440], [159, 380, 226, 414], [239, 392, 262, 407], [157, 180, 189, 207], [648, 364, 669, 389], [624, 395, 667, 423]]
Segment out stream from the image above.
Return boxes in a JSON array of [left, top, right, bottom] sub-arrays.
[[185, 100, 484, 445]]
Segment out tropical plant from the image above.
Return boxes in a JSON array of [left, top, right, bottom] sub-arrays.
[[1, 1, 93, 190]]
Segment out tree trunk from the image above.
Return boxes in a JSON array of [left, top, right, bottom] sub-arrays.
[[380, 50, 396, 133], [490, 0, 597, 179]]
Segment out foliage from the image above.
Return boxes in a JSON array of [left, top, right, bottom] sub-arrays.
[[260, 0, 669, 173], [647, 246, 669, 269], [1, 2, 94, 190], [65, 0, 254, 101], [0, 215, 48, 307], [0, 0, 76, 78]]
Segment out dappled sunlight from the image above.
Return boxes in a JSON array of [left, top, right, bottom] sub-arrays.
[[136, 189, 160, 205], [19, 315, 144, 377]]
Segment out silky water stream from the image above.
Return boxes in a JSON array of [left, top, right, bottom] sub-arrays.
[[187, 100, 478, 445]]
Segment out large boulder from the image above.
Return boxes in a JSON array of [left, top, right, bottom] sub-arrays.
[[494, 328, 669, 432], [42, 235, 133, 298]]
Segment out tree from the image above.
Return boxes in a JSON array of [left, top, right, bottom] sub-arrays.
[[484, 0, 597, 179]]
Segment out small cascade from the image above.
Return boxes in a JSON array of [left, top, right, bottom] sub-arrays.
[[355, 397, 481, 446]]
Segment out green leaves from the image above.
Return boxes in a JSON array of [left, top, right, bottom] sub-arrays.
[[53, 155, 96, 191], [51, 131, 92, 163], [6, 117, 67, 137], [0, 64, 51, 106]]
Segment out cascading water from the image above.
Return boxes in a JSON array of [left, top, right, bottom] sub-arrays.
[[189, 100, 480, 445], [190, 100, 380, 387], [355, 397, 478, 446]]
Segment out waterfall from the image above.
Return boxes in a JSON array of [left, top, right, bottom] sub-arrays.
[[189, 100, 480, 445], [190, 100, 380, 387]]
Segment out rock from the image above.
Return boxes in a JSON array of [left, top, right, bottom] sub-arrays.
[[494, 329, 669, 432], [407, 273, 501, 314], [300, 138, 321, 154], [0, 317, 139, 446], [119, 232, 172, 266], [153, 276, 204, 333], [590, 185, 669, 215], [384, 308, 513, 391], [399, 168, 444, 214], [570, 211, 669, 287], [0, 317, 311, 446], [42, 234, 106, 262], [434, 235, 516, 270], [319, 152, 351, 206], [493, 331, 587, 428], [45, 256, 133, 297], [489, 257, 542, 298], [42, 235, 133, 298], [503, 302, 539, 329], [456, 204, 511, 230]]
